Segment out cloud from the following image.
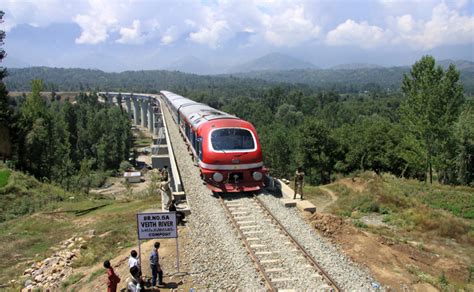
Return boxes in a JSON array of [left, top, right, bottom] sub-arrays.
[[189, 20, 230, 48], [116, 20, 145, 44], [326, 20, 389, 48], [2, 0, 473, 51], [262, 6, 321, 47], [390, 3, 474, 50]]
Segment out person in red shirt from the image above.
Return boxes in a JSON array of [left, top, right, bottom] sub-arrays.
[[104, 260, 121, 292]]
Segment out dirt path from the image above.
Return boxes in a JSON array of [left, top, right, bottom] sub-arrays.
[[317, 185, 338, 213]]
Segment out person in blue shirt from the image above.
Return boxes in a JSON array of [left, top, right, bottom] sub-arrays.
[[150, 242, 164, 287]]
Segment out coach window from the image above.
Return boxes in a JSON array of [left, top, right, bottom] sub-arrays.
[[185, 123, 190, 139], [197, 137, 203, 160], [191, 131, 196, 150]]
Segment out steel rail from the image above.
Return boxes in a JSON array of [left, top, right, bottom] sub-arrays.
[[253, 195, 342, 292], [219, 196, 276, 291]]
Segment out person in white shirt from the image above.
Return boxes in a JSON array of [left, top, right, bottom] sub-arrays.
[[128, 250, 140, 269]]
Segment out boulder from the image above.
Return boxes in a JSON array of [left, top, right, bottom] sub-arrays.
[[24, 279, 33, 287]]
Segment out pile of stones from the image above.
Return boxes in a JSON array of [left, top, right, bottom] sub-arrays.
[[22, 236, 89, 291]]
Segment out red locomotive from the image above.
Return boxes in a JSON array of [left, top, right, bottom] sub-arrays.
[[161, 90, 266, 193]]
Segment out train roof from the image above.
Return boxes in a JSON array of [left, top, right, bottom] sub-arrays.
[[161, 90, 238, 129]]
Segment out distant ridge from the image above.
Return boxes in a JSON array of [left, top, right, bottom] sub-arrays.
[[229, 52, 317, 73], [437, 59, 474, 72], [330, 63, 383, 70], [166, 56, 214, 75]]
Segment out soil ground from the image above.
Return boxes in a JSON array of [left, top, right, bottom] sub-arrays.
[[307, 178, 473, 291], [70, 227, 194, 291]]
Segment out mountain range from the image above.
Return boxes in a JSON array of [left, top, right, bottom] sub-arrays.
[[5, 52, 474, 75]]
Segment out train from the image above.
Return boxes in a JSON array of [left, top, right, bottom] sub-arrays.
[[160, 90, 266, 193]]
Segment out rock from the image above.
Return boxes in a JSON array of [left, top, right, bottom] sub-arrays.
[[24, 279, 33, 287], [67, 242, 75, 249], [34, 274, 43, 282], [24, 268, 34, 275], [80, 244, 88, 249], [85, 229, 96, 237]]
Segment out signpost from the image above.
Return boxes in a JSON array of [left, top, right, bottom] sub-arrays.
[[136, 212, 180, 272]]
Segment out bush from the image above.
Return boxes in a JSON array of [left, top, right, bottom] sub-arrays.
[[119, 161, 133, 173]]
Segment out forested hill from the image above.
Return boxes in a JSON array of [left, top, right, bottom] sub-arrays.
[[6, 65, 474, 95], [228, 66, 474, 94], [5, 67, 284, 97]]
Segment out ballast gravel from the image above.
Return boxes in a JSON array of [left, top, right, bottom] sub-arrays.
[[258, 192, 378, 290], [161, 101, 263, 290]]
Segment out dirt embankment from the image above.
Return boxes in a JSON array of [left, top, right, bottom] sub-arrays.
[[313, 179, 472, 291]]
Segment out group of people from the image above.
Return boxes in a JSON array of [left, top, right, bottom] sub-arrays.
[[103, 242, 164, 292]]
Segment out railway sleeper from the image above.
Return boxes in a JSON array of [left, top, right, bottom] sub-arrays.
[[260, 259, 281, 264], [236, 220, 256, 225], [231, 211, 248, 215], [239, 225, 260, 229], [249, 244, 266, 248], [242, 230, 264, 235], [246, 237, 261, 241], [265, 268, 287, 273], [271, 277, 295, 283]]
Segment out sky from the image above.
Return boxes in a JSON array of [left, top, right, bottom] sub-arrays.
[[1, 0, 473, 72]]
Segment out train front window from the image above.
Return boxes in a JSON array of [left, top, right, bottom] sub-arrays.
[[211, 128, 255, 151]]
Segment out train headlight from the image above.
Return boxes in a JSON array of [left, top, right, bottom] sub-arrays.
[[252, 171, 263, 181], [213, 172, 224, 182]]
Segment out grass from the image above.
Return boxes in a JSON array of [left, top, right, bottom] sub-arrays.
[[0, 168, 81, 222], [61, 273, 84, 288], [133, 130, 152, 148], [0, 169, 11, 187], [0, 192, 159, 289], [324, 173, 473, 242]]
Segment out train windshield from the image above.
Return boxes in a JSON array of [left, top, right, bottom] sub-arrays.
[[211, 128, 255, 151]]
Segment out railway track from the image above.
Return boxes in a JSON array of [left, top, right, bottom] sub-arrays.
[[220, 193, 341, 291]]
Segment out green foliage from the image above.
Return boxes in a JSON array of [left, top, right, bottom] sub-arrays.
[[13, 88, 132, 189], [400, 56, 465, 184], [0, 168, 78, 221], [61, 273, 84, 288], [423, 189, 474, 219], [297, 118, 338, 184], [0, 168, 10, 187]]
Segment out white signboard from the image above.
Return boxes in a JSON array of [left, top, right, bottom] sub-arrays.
[[137, 212, 177, 239]]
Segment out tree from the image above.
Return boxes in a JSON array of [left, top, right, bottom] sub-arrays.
[[0, 10, 13, 162], [400, 56, 464, 184], [456, 104, 474, 185], [297, 118, 338, 184]]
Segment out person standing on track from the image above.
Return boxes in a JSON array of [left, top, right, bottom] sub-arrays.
[[103, 260, 121, 292], [294, 166, 305, 200], [150, 242, 164, 287]]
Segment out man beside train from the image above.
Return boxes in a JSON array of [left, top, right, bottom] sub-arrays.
[[159, 165, 173, 209], [294, 166, 305, 200]]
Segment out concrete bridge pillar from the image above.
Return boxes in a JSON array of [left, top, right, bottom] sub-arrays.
[[132, 97, 140, 125], [148, 100, 154, 133], [141, 99, 148, 128], [125, 96, 132, 118]]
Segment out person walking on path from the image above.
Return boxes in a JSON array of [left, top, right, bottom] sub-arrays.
[[150, 242, 164, 287], [104, 260, 121, 292], [294, 166, 305, 200]]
